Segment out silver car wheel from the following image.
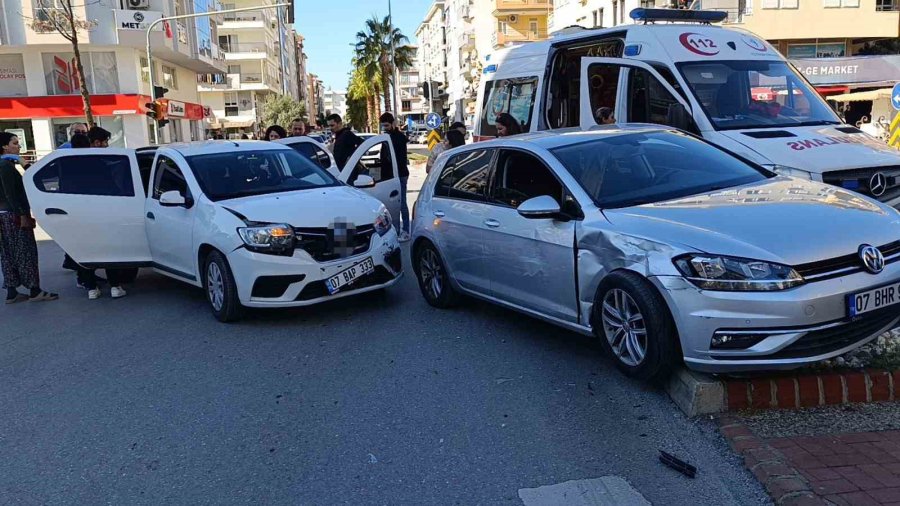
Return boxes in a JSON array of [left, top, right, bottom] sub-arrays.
[[601, 289, 648, 367], [207, 262, 225, 312], [419, 248, 443, 300]]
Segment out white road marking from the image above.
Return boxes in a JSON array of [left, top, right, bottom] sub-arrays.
[[518, 476, 651, 506]]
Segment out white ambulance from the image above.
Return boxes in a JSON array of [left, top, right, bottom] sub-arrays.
[[474, 9, 900, 207]]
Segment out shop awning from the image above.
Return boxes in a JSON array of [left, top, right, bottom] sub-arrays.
[[208, 120, 255, 129], [827, 88, 894, 102]]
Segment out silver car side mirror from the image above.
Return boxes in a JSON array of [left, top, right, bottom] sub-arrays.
[[517, 195, 561, 219], [354, 175, 376, 188]]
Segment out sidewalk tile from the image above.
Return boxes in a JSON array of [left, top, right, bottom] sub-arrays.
[[821, 453, 872, 467], [858, 463, 900, 487], [836, 492, 880, 506], [834, 466, 886, 489], [810, 479, 858, 495], [806, 468, 842, 481], [867, 487, 900, 503]]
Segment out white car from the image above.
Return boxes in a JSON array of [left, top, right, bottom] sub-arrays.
[[24, 141, 403, 322], [273, 135, 401, 223]]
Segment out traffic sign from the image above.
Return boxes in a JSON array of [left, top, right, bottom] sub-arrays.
[[406, 117, 414, 130], [893, 83, 900, 111], [427, 129, 442, 151], [425, 113, 442, 130], [888, 113, 900, 149]]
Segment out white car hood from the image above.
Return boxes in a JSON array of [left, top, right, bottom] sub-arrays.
[[218, 185, 382, 228], [718, 125, 900, 174], [603, 177, 900, 266]]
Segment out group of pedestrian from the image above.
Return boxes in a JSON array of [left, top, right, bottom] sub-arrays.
[[261, 118, 309, 141]]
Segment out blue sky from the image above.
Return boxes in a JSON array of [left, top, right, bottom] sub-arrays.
[[295, 0, 433, 91]]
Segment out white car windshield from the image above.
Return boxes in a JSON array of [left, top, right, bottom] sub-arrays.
[[187, 149, 340, 202], [677, 60, 841, 131], [550, 131, 770, 208]]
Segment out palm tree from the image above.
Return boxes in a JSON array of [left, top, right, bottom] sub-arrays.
[[349, 59, 382, 132], [354, 15, 416, 114]]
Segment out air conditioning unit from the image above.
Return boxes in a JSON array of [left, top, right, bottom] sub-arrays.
[[508, 14, 518, 23], [127, 0, 149, 10]]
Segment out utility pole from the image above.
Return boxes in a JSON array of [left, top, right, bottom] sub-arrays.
[[145, 3, 289, 144]]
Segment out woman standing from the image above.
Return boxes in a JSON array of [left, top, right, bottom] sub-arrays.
[[0, 132, 57, 303], [265, 125, 287, 141]]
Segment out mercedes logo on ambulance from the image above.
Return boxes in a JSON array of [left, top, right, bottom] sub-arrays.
[[869, 172, 888, 197], [859, 244, 885, 274]]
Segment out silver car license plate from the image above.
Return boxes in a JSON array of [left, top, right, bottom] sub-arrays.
[[326, 257, 375, 295], [848, 281, 900, 317]]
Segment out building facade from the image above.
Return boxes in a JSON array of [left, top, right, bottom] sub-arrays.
[[296, 33, 311, 117], [416, 1, 448, 115], [398, 50, 427, 126], [443, 0, 479, 125], [197, 0, 297, 138], [0, 0, 225, 157], [490, 0, 553, 48], [322, 88, 348, 119]]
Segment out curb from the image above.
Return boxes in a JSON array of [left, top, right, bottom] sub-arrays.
[[666, 367, 899, 416], [717, 416, 829, 506]]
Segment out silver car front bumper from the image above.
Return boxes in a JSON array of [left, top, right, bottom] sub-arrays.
[[651, 262, 900, 373]]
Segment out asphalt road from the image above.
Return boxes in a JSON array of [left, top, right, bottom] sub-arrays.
[[0, 168, 769, 505]]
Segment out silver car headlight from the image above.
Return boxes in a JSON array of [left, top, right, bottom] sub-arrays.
[[766, 165, 813, 180], [238, 223, 294, 255], [674, 254, 804, 291], [374, 206, 393, 236]]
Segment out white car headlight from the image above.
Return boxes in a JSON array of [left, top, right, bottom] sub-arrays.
[[674, 254, 804, 291], [374, 207, 393, 236], [238, 223, 294, 254], [766, 165, 813, 180]]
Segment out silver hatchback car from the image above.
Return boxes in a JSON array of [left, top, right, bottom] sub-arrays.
[[411, 127, 900, 380]]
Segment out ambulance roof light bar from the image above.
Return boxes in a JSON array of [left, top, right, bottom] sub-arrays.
[[629, 8, 729, 24]]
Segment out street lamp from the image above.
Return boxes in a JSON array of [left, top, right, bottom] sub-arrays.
[[388, 0, 399, 117], [145, 4, 289, 144]]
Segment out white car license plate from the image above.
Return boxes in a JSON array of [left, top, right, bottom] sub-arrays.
[[326, 257, 375, 295], [849, 281, 900, 317]]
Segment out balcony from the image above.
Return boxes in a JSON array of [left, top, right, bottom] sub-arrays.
[[220, 13, 277, 34], [458, 30, 476, 48], [493, 0, 553, 15], [221, 42, 272, 60], [492, 30, 549, 47]]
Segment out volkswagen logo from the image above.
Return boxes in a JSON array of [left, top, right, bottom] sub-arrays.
[[859, 244, 885, 274], [869, 172, 888, 197], [133, 12, 144, 22]]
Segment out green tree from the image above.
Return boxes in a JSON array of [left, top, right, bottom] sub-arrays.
[[28, 0, 98, 126], [348, 64, 381, 132], [260, 94, 307, 129], [354, 15, 415, 114]]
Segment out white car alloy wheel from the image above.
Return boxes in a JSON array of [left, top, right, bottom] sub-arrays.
[[601, 288, 648, 367], [207, 262, 225, 312]]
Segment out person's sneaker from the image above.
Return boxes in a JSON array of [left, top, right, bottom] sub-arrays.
[[111, 286, 127, 299], [399, 231, 411, 243], [88, 289, 101, 300]]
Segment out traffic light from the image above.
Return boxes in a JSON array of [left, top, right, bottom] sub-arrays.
[[144, 100, 169, 128], [153, 85, 169, 100], [421, 81, 430, 100]]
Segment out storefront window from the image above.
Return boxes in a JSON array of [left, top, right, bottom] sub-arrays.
[[51, 117, 125, 148], [0, 55, 28, 97], [787, 43, 846, 58], [42, 52, 119, 95]]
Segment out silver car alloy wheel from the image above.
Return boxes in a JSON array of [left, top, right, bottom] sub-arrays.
[[207, 262, 225, 312], [601, 289, 648, 367], [419, 248, 443, 300]]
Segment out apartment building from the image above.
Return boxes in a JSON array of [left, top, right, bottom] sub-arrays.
[[308, 74, 325, 119], [489, 0, 553, 48], [398, 51, 426, 126], [296, 34, 311, 116], [443, 0, 479, 125], [550, 0, 656, 33], [323, 88, 348, 119], [416, 1, 448, 114], [197, 0, 297, 138], [0, 0, 225, 157]]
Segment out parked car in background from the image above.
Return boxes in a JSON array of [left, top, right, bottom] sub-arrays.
[[25, 141, 403, 322], [412, 126, 900, 380]]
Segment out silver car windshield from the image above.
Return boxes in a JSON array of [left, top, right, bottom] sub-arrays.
[[677, 60, 841, 131], [550, 132, 770, 209], [187, 149, 340, 202]]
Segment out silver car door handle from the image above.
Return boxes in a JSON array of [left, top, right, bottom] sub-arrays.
[[433, 211, 445, 217], [484, 219, 500, 228]]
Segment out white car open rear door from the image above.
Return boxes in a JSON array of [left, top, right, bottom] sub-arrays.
[[340, 134, 402, 223], [23, 148, 152, 266], [579, 57, 692, 131], [273, 137, 339, 177]]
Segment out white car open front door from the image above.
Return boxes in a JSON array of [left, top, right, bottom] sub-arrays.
[[579, 57, 693, 131], [273, 137, 339, 178], [339, 134, 402, 223], [23, 148, 152, 267]]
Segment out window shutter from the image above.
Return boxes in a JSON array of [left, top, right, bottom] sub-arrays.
[[761, 0, 779, 8], [823, 0, 840, 7], [781, 0, 799, 7], [842, 0, 859, 7]]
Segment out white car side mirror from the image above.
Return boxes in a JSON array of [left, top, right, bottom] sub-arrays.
[[517, 195, 561, 219], [160, 190, 187, 207], [354, 175, 376, 189]]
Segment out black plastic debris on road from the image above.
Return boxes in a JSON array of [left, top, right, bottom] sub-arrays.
[[659, 450, 697, 478]]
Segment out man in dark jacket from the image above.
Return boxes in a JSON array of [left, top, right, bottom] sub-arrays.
[[327, 114, 363, 169], [379, 112, 410, 241]]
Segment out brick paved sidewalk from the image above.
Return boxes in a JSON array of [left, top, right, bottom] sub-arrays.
[[770, 431, 900, 505]]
